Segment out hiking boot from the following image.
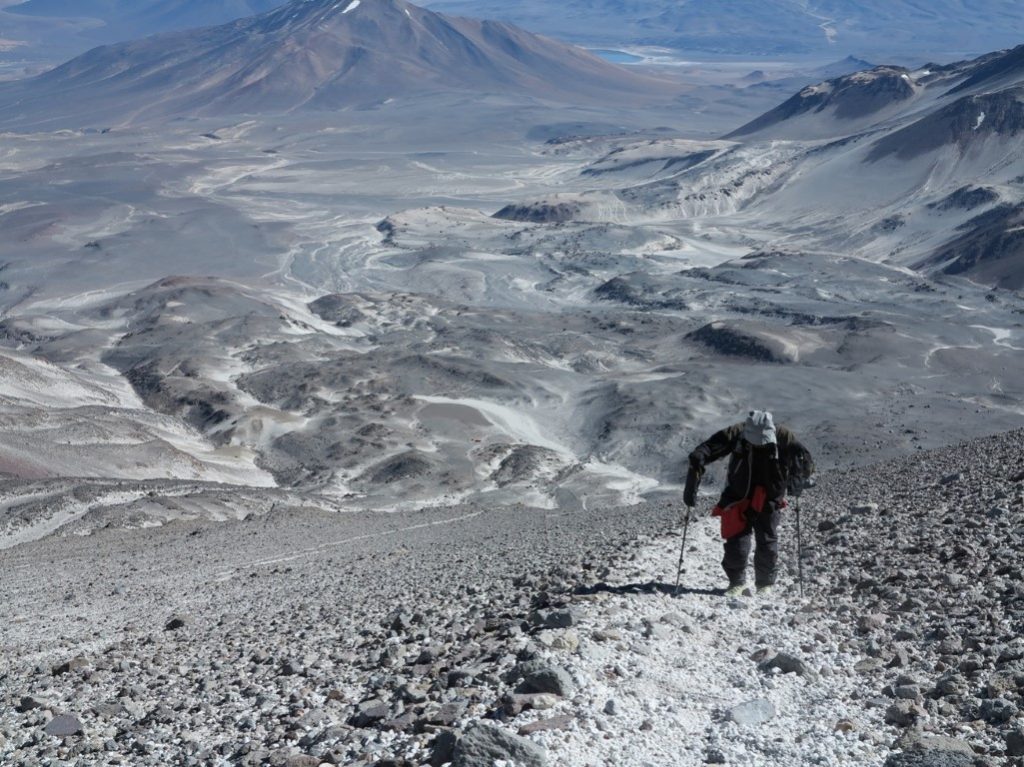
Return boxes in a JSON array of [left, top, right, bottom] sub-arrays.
[[756, 585, 774, 596], [724, 584, 746, 598]]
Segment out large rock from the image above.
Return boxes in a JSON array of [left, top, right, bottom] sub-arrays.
[[883, 754, 973, 767], [727, 699, 776, 726], [885, 701, 927, 726], [1006, 727, 1024, 756], [858, 613, 887, 633], [895, 732, 975, 757], [452, 722, 547, 767], [349, 699, 389, 728], [430, 730, 458, 767], [979, 697, 1017, 723], [536, 608, 583, 629], [282, 757, 320, 767], [759, 652, 819, 682], [44, 714, 84, 737], [518, 715, 574, 735], [164, 614, 192, 631], [17, 695, 49, 712], [51, 656, 89, 676], [516, 666, 575, 697]]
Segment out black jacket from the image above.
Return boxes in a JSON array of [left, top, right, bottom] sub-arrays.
[[686, 423, 813, 508]]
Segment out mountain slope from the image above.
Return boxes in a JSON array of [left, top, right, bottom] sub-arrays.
[[866, 88, 1024, 161], [947, 42, 1024, 95], [0, 0, 670, 128], [728, 66, 919, 140], [727, 47, 1024, 287]]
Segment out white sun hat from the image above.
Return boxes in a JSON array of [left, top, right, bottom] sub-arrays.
[[743, 410, 777, 446]]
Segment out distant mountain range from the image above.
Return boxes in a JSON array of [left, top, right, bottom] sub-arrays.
[[0, 0, 670, 127], [681, 43, 1024, 288], [0, 0, 287, 66], [9, 0, 283, 33], [730, 44, 1024, 143], [4, 0, 1019, 75], [424, 0, 1024, 58]]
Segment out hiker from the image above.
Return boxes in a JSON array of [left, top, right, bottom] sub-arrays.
[[683, 411, 813, 596]]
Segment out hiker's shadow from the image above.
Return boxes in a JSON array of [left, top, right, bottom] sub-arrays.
[[574, 581, 723, 598]]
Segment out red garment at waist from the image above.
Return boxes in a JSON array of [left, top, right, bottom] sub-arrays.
[[711, 486, 786, 539]]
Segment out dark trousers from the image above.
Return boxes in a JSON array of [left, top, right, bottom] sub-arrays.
[[722, 505, 780, 587]]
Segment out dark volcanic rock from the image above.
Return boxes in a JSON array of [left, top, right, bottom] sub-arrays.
[[452, 722, 546, 767], [44, 714, 84, 737], [350, 699, 390, 728], [867, 88, 1024, 162], [883, 752, 973, 767], [17, 695, 48, 712], [430, 730, 458, 767], [365, 451, 434, 484], [490, 446, 561, 488], [593, 274, 689, 311], [949, 43, 1024, 95], [759, 652, 818, 681], [1006, 726, 1024, 756], [687, 321, 795, 363], [535, 607, 582, 629], [518, 715, 574, 735], [493, 201, 582, 224], [917, 201, 1024, 289], [308, 293, 369, 327], [927, 186, 999, 212], [164, 614, 192, 631], [52, 656, 89, 675], [516, 666, 575, 697], [729, 66, 916, 138]]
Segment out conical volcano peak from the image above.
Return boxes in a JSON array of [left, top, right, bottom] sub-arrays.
[[0, 0, 668, 127], [255, 0, 419, 31]]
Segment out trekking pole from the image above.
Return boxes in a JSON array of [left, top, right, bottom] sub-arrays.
[[674, 505, 692, 597], [794, 495, 804, 597]]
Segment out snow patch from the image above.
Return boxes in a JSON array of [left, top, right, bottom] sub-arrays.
[[971, 325, 1022, 350], [974, 111, 986, 130], [342, 0, 361, 13], [414, 395, 570, 455]]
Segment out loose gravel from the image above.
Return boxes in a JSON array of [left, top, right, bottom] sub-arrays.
[[1, 428, 1022, 766]]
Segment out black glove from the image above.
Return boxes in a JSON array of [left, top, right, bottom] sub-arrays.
[[789, 474, 816, 497], [683, 466, 700, 507]]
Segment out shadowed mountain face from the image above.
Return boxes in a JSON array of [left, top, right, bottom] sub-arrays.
[[918, 203, 1024, 289], [711, 47, 1024, 288], [866, 88, 1024, 161], [0, 0, 670, 128], [948, 43, 1024, 95], [728, 66, 917, 140]]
